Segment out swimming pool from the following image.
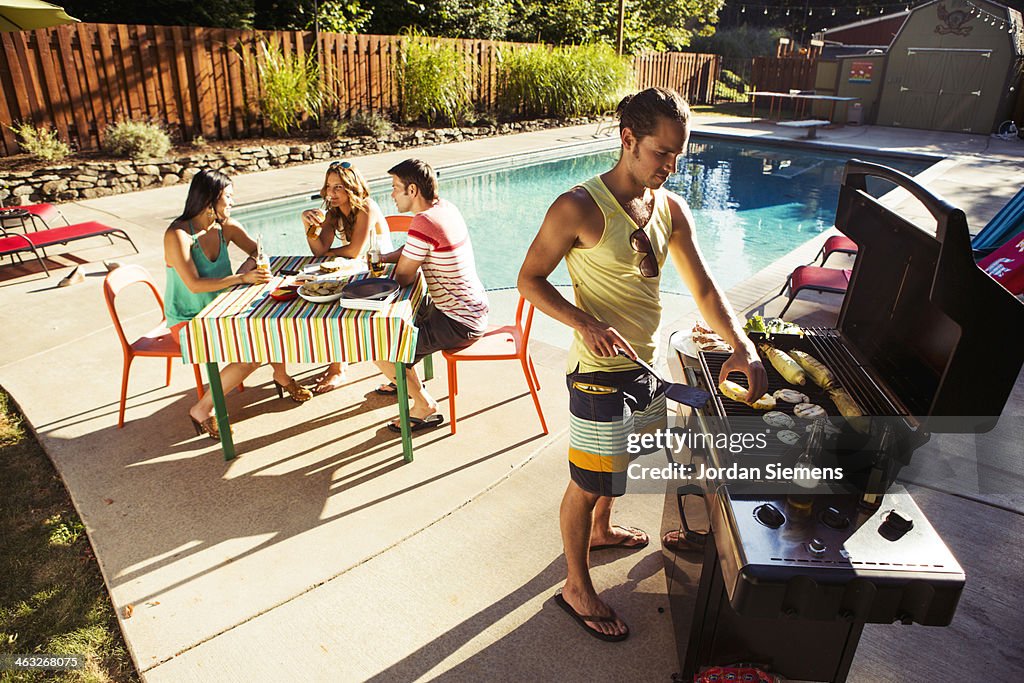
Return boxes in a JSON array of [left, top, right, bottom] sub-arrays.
[[235, 138, 932, 295]]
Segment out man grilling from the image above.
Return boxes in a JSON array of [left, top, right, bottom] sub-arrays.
[[517, 87, 767, 641]]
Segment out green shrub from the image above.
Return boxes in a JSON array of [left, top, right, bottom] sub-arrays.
[[714, 68, 748, 101], [9, 122, 71, 162], [329, 110, 394, 138], [103, 120, 171, 160], [497, 43, 633, 119], [257, 40, 328, 134], [395, 31, 475, 125]]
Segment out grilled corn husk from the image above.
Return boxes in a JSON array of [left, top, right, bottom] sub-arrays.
[[828, 387, 869, 433], [719, 380, 777, 410], [789, 350, 836, 390], [759, 344, 807, 386]]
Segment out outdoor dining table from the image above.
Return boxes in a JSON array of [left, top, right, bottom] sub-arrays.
[[748, 91, 860, 123], [179, 255, 427, 463]]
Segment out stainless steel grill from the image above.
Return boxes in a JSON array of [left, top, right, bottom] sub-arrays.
[[663, 160, 1024, 683]]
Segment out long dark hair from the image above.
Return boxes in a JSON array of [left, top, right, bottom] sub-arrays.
[[176, 169, 231, 222]]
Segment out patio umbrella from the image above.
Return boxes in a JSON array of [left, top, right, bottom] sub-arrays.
[[0, 0, 79, 31]]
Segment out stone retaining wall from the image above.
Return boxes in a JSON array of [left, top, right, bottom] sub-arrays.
[[1, 118, 597, 206]]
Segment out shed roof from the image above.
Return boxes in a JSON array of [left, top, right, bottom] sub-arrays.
[[818, 11, 910, 46]]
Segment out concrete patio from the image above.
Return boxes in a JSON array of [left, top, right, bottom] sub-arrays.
[[1, 116, 1022, 681]]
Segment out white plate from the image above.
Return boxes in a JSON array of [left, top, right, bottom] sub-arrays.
[[297, 281, 345, 303], [303, 259, 367, 277], [670, 330, 699, 358]]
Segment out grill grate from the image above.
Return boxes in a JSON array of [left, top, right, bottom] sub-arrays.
[[803, 328, 905, 418], [696, 339, 849, 459]]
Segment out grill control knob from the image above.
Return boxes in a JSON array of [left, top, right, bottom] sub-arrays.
[[883, 509, 914, 534], [807, 538, 827, 555], [820, 506, 850, 529], [754, 503, 786, 528]]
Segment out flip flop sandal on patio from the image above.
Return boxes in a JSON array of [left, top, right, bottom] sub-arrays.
[[554, 592, 628, 642], [387, 414, 444, 433], [590, 525, 649, 551], [375, 382, 398, 395]]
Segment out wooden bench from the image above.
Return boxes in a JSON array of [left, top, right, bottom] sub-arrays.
[[777, 119, 831, 139]]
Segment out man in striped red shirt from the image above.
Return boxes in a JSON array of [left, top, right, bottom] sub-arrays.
[[376, 159, 489, 432]]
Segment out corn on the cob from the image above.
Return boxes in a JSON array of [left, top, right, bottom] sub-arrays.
[[719, 380, 777, 410], [828, 387, 869, 433], [759, 344, 807, 386], [789, 350, 836, 390]]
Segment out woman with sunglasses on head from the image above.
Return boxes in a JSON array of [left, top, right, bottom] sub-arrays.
[[299, 161, 393, 394], [165, 169, 312, 440]]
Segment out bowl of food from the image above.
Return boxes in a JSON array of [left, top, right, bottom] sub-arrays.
[[297, 280, 345, 303]]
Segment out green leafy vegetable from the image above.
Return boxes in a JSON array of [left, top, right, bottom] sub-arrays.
[[744, 315, 803, 336]]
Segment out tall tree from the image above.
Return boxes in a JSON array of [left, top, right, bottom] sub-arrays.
[[507, 0, 722, 51], [367, 0, 509, 39], [63, 0, 254, 28]]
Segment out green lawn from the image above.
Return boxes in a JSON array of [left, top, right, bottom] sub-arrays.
[[0, 390, 138, 683]]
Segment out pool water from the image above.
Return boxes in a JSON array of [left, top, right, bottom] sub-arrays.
[[235, 138, 930, 295]]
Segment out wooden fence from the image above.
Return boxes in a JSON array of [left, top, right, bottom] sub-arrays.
[[751, 56, 819, 94], [633, 51, 720, 107], [0, 23, 722, 157]]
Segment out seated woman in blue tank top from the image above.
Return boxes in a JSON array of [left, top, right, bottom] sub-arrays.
[[164, 169, 313, 440]]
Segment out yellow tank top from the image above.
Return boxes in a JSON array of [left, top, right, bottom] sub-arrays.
[[566, 175, 673, 373]]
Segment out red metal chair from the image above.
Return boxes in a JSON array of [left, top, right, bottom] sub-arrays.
[[103, 265, 204, 428], [814, 234, 858, 266], [384, 214, 413, 233], [442, 295, 548, 436], [778, 265, 852, 317]]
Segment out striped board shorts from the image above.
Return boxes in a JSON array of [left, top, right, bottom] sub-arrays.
[[566, 367, 668, 497]]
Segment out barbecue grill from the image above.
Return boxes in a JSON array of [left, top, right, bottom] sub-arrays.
[[662, 161, 1024, 682]]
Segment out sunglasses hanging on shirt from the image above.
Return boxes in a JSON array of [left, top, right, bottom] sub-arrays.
[[630, 227, 659, 278]]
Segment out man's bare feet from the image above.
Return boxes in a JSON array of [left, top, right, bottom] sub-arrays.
[[589, 525, 649, 551], [313, 367, 346, 394], [557, 585, 628, 640]]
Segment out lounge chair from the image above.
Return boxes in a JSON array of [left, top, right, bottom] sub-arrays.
[[971, 186, 1024, 255], [0, 203, 70, 231], [0, 221, 138, 276], [977, 229, 1024, 296], [813, 234, 858, 266], [778, 265, 851, 316], [782, 191, 1024, 314]]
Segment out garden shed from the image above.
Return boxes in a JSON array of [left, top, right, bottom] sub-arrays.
[[871, 0, 1023, 133]]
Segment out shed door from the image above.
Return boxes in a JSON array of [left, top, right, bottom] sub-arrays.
[[892, 49, 942, 129], [934, 51, 991, 132], [892, 48, 992, 132]]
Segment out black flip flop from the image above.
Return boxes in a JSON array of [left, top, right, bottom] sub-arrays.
[[387, 414, 444, 433], [590, 525, 650, 552], [554, 592, 628, 642], [375, 382, 398, 395]]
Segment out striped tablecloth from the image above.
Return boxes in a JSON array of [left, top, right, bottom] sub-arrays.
[[180, 256, 423, 365]]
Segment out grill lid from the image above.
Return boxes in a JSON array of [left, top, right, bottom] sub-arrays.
[[834, 160, 1024, 432]]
